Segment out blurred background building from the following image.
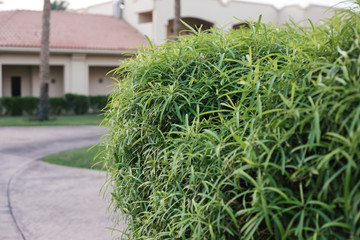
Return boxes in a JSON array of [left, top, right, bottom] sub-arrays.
[[0, 0, 346, 97], [0, 9, 145, 97], [76, 0, 343, 44]]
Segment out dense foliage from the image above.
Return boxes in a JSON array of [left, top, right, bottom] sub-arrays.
[[102, 4, 360, 240], [2, 97, 25, 116], [64, 93, 89, 115], [49, 97, 65, 115], [89, 95, 109, 113], [1, 97, 38, 116]]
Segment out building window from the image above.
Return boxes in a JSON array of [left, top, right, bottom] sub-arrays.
[[11, 76, 21, 97], [99, 78, 103, 83], [51, 78, 56, 84], [138, 11, 152, 23]]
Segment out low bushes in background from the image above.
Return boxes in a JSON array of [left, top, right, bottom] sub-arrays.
[[2, 97, 24, 116], [64, 93, 89, 115], [89, 95, 108, 113], [22, 97, 39, 116], [0, 94, 107, 116], [49, 97, 65, 115], [2, 97, 39, 116], [73, 95, 89, 115], [71, 94, 90, 115], [101, 4, 360, 240], [63, 93, 77, 112]]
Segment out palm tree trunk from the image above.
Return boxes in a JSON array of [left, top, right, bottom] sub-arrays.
[[174, 0, 181, 37], [38, 0, 51, 121]]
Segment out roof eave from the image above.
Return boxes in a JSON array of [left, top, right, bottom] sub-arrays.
[[0, 46, 132, 55]]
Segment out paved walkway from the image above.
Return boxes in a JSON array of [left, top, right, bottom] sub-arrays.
[[0, 126, 123, 240]]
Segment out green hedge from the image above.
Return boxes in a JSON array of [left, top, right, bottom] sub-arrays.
[[0, 94, 106, 116], [49, 97, 65, 115], [89, 95, 108, 113], [102, 5, 360, 240], [22, 97, 39, 116], [1, 97, 39, 116], [64, 93, 90, 115], [2, 97, 24, 116]]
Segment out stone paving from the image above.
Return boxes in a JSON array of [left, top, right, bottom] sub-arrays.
[[0, 126, 123, 240]]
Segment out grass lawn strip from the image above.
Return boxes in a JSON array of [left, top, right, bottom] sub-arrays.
[[40, 145, 103, 170], [0, 114, 104, 126]]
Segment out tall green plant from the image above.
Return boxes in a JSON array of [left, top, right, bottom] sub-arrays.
[[101, 3, 360, 239]]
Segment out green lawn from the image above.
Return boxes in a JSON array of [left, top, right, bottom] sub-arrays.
[[41, 145, 104, 170], [0, 114, 104, 126]]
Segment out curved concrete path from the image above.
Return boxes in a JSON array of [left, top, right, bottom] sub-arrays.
[[0, 126, 122, 240]]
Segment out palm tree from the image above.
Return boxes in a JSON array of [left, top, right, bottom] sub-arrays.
[[51, 0, 68, 11], [38, 0, 51, 121], [174, 0, 181, 37]]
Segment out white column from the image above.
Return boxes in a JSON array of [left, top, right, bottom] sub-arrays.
[[153, 0, 171, 45], [84, 64, 89, 96], [64, 62, 71, 94], [31, 66, 39, 97], [69, 54, 88, 95]]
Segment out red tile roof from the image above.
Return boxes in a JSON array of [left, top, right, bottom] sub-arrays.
[[0, 10, 146, 51]]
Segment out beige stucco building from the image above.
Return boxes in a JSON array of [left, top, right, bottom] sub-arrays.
[[0, 10, 146, 97], [0, 49, 126, 97], [1, 0, 347, 98], [77, 0, 345, 45]]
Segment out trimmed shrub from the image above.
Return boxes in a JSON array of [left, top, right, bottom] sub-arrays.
[[22, 97, 39, 116], [49, 97, 65, 115], [0, 98, 3, 115], [102, 6, 360, 240], [73, 95, 89, 115], [2, 97, 23, 116], [63, 93, 76, 112], [0, 95, 94, 116], [64, 93, 89, 115], [89, 95, 108, 113], [0, 97, 39, 116]]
